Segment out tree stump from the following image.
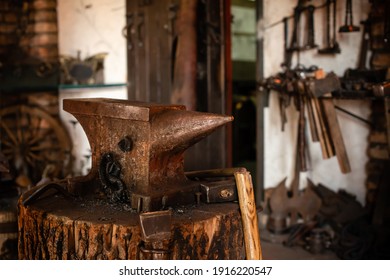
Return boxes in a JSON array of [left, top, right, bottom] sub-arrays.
[[18, 191, 245, 260]]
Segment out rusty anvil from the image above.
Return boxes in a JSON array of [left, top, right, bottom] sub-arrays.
[[61, 98, 233, 212]]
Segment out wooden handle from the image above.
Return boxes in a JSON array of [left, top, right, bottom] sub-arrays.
[[320, 97, 351, 173], [185, 167, 246, 178], [298, 96, 307, 171], [234, 171, 262, 260]]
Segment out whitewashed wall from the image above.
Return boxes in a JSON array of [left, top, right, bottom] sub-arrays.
[[57, 0, 127, 84], [261, 0, 371, 204], [57, 0, 127, 175]]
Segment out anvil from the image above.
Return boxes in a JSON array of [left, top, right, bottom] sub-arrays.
[[63, 98, 233, 211]]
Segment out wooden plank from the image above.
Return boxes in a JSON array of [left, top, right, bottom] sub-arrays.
[[312, 70, 334, 159], [320, 97, 351, 173], [306, 95, 319, 142], [170, 0, 198, 110], [298, 96, 307, 171], [309, 95, 333, 159]]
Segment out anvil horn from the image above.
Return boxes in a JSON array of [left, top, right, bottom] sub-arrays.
[[151, 110, 233, 154]]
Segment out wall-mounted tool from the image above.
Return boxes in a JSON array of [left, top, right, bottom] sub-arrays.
[[285, 0, 306, 68], [357, 20, 370, 70], [303, 5, 318, 50], [339, 0, 360, 33], [284, 0, 318, 68], [318, 0, 341, 54]]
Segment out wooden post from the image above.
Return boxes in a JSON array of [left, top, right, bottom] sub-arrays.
[[171, 0, 198, 111]]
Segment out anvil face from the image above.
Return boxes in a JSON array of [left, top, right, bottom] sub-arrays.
[[63, 98, 233, 211]]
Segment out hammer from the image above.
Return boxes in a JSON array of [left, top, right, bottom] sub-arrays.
[[186, 168, 263, 260]]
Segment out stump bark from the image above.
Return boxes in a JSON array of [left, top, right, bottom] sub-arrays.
[[18, 190, 245, 260]]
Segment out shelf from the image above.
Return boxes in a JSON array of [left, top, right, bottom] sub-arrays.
[[59, 83, 127, 90]]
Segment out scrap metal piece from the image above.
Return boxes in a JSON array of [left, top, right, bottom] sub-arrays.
[[22, 181, 73, 206], [139, 210, 172, 260], [139, 210, 172, 242]]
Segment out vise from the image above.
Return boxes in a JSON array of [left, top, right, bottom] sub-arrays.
[[62, 98, 233, 212]]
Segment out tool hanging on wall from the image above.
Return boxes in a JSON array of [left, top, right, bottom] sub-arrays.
[[339, 0, 360, 33], [357, 20, 370, 70], [304, 5, 318, 50], [284, 0, 319, 68], [285, 0, 306, 68], [263, 67, 351, 174], [318, 0, 341, 54]]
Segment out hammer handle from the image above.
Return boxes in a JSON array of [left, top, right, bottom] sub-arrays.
[[234, 171, 262, 260]]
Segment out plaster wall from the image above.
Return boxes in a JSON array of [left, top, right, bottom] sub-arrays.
[[261, 0, 371, 204], [56, 0, 127, 175], [57, 0, 127, 84]]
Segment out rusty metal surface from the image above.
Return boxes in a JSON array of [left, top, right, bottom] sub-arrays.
[[200, 179, 238, 203], [62, 98, 233, 212]]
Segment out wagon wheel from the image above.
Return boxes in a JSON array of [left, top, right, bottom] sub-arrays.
[[0, 104, 72, 186]]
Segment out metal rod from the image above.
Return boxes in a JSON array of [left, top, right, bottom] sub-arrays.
[[334, 105, 372, 126]]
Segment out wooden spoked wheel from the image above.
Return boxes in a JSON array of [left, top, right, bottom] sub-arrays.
[[0, 105, 72, 185]]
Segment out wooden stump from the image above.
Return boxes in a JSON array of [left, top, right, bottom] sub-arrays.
[[0, 196, 18, 260], [18, 190, 245, 260]]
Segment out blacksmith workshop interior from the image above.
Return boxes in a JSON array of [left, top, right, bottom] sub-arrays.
[[0, 0, 389, 260]]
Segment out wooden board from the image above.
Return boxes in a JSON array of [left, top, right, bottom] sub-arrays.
[[18, 192, 245, 260], [320, 98, 351, 173]]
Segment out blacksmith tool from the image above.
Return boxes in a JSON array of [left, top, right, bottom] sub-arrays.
[[314, 70, 350, 173], [357, 20, 370, 70], [318, 0, 341, 54], [339, 0, 360, 33], [62, 98, 233, 212], [139, 210, 172, 260], [285, 0, 306, 68], [22, 180, 74, 206], [303, 5, 318, 50], [186, 168, 262, 260], [285, 1, 321, 67]]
